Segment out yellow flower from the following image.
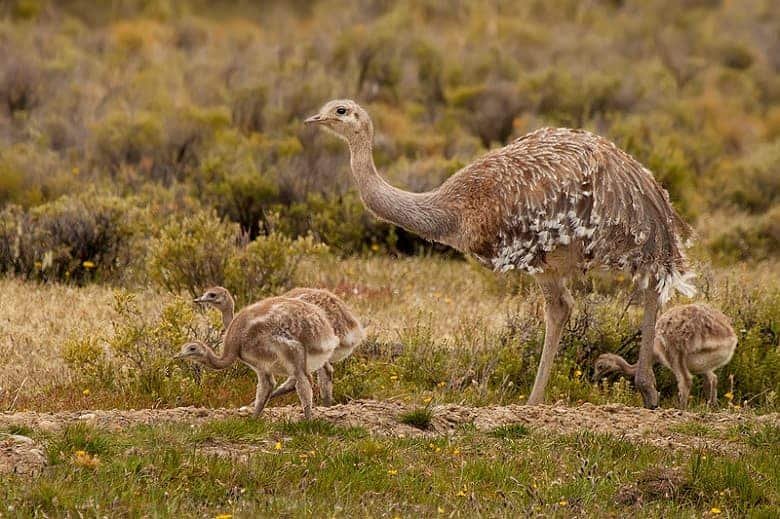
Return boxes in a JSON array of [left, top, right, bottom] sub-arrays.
[[558, 500, 568, 506], [390, 375, 398, 381], [387, 469, 398, 475], [456, 490, 467, 497], [574, 370, 582, 377], [82, 261, 96, 269], [423, 396, 432, 403], [437, 507, 445, 513], [370, 243, 380, 252], [710, 508, 722, 515], [452, 448, 461, 456], [437, 381, 446, 388], [274, 441, 282, 450], [214, 515, 233, 519], [73, 450, 100, 469], [724, 391, 734, 401], [34, 261, 43, 269], [82, 388, 90, 396]]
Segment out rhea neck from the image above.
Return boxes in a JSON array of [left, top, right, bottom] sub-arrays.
[[604, 354, 638, 377], [197, 344, 235, 369], [217, 297, 235, 330], [346, 131, 458, 244]]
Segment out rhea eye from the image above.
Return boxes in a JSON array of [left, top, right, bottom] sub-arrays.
[[335, 106, 347, 116]]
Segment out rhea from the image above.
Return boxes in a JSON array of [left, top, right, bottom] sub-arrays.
[[194, 286, 365, 406], [594, 304, 737, 407], [176, 296, 338, 419], [305, 99, 694, 408]]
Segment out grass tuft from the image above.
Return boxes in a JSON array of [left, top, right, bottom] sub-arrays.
[[488, 423, 531, 439], [399, 408, 434, 430]]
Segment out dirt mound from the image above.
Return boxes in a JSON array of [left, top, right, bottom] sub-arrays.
[[1, 401, 777, 454], [0, 433, 46, 477]]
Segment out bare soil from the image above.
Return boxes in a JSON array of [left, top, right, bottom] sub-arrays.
[[2, 401, 777, 476]]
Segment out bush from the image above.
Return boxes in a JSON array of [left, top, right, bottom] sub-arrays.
[[147, 210, 329, 303], [0, 193, 139, 283], [726, 141, 780, 213], [448, 82, 522, 147], [146, 211, 240, 296], [225, 233, 328, 306]]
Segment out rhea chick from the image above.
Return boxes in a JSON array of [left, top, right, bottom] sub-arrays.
[[176, 296, 338, 419], [594, 303, 737, 407], [270, 287, 365, 405], [194, 286, 365, 406]]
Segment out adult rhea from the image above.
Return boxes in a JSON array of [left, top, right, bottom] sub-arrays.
[[305, 100, 694, 408]]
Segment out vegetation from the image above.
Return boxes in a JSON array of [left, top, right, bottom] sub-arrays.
[[1, 418, 778, 517], [1, 1, 779, 516]]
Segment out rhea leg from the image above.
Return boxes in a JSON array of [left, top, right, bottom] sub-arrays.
[[270, 377, 297, 400], [528, 276, 574, 406], [703, 371, 718, 406], [635, 289, 660, 408], [317, 362, 334, 406], [294, 369, 314, 420], [252, 372, 275, 418]]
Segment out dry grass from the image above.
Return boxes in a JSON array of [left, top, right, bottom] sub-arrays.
[[0, 279, 166, 405], [2, 256, 778, 412]]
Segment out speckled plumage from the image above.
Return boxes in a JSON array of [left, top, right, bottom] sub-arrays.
[[435, 128, 694, 303], [306, 99, 696, 408], [595, 304, 737, 406], [179, 295, 338, 419]]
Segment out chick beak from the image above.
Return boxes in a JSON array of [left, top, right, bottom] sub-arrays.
[[304, 114, 324, 125]]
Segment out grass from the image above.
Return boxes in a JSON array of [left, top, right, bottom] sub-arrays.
[[398, 408, 433, 430], [2, 257, 779, 413], [1, 418, 777, 517]]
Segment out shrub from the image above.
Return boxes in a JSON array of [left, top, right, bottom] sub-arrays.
[[275, 193, 397, 256], [225, 233, 328, 306], [0, 193, 139, 283], [146, 211, 240, 296], [448, 82, 522, 147], [725, 141, 780, 213], [147, 209, 329, 302]]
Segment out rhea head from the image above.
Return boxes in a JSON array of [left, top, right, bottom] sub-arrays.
[[592, 353, 623, 380], [175, 341, 208, 363], [194, 286, 233, 312], [304, 99, 373, 144]]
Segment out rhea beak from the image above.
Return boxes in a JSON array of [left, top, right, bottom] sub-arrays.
[[193, 296, 205, 303], [304, 113, 325, 125]]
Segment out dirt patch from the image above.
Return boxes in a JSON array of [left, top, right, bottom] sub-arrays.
[[0, 433, 46, 477], [1, 401, 777, 453]]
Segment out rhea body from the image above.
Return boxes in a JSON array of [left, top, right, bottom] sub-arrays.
[[305, 99, 694, 408], [194, 286, 365, 405], [594, 304, 737, 407], [177, 295, 338, 419]]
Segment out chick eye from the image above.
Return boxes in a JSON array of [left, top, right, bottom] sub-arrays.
[[335, 106, 347, 116]]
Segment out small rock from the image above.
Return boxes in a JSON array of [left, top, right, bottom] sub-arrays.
[[78, 413, 96, 420]]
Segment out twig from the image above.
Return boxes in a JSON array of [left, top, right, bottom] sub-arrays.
[[9, 376, 28, 412]]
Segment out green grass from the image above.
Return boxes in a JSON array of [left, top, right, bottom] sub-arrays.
[[2, 418, 777, 517], [398, 408, 433, 430]]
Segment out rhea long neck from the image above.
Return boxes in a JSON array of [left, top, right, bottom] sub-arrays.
[[219, 296, 235, 330], [347, 135, 458, 244], [199, 343, 236, 370], [611, 355, 638, 376]]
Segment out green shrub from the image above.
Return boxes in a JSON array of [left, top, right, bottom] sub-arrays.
[[0, 193, 138, 283], [726, 141, 780, 213], [147, 209, 329, 302], [225, 233, 328, 306], [146, 210, 240, 296]]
